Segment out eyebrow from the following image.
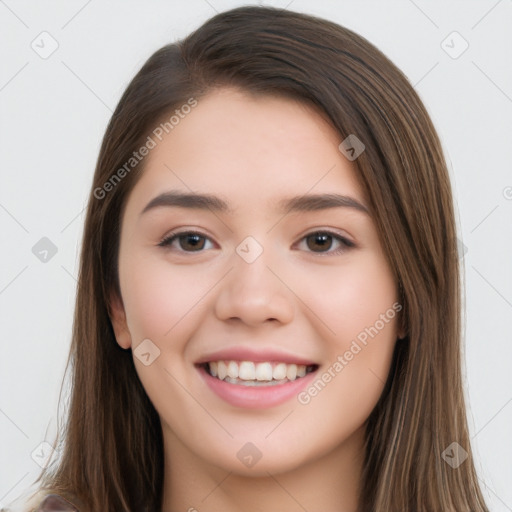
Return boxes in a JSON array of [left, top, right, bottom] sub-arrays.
[[140, 191, 369, 216]]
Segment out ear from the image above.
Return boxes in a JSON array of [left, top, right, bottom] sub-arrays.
[[397, 321, 407, 340], [396, 283, 408, 340], [108, 292, 132, 349], [396, 302, 407, 340]]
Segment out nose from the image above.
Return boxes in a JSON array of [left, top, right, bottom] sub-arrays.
[[214, 244, 295, 327]]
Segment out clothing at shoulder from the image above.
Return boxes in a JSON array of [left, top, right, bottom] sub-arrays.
[[1, 490, 78, 512], [33, 495, 78, 512]]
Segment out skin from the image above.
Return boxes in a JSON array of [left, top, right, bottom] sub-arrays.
[[110, 87, 403, 512]]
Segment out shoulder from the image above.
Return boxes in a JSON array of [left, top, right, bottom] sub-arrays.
[[1, 490, 79, 512], [33, 494, 79, 512]]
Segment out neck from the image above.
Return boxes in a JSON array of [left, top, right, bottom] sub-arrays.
[[160, 425, 365, 512]]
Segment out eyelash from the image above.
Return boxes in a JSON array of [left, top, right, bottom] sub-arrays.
[[157, 229, 355, 256]]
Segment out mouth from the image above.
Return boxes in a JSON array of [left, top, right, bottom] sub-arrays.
[[195, 347, 320, 408], [199, 360, 319, 387]]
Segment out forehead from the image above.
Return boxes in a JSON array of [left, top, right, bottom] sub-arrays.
[[126, 87, 366, 215]]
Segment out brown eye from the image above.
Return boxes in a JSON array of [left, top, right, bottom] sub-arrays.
[[306, 232, 333, 252], [300, 231, 354, 255], [177, 233, 206, 251], [158, 231, 212, 252]]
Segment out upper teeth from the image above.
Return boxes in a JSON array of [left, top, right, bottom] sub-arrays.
[[209, 361, 308, 382]]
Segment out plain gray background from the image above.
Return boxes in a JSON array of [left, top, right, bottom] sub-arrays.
[[1, 0, 511, 509]]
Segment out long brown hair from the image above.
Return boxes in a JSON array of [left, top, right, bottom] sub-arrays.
[[32, 6, 488, 511]]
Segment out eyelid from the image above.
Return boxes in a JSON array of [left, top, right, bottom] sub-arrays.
[[158, 227, 356, 255], [158, 228, 216, 249], [296, 227, 355, 246], [293, 229, 355, 255]]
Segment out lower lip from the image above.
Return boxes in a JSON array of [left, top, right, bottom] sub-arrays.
[[197, 365, 318, 409]]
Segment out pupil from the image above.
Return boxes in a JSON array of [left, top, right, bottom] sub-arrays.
[[307, 233, 332, 252], [181, 234, 204, 251]]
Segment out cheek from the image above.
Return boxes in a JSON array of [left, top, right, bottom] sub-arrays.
[[294, 306, 398, 458], [119, 255, 213, 343], [293, 252, 398, 417], [118, 257, 213, 416], [296, 251, 398, 342]]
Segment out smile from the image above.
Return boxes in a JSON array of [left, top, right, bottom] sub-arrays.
[[203, 360, 318, 386], [196, 359, 320, 409]]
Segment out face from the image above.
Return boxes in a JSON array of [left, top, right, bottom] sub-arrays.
[[110, 87, 401, 477]]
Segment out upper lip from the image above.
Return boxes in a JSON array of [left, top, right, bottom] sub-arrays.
[[195, 346, 318, 366]]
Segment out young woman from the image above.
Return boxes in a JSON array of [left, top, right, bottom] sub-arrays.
[[5, 5, 489, 511]]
